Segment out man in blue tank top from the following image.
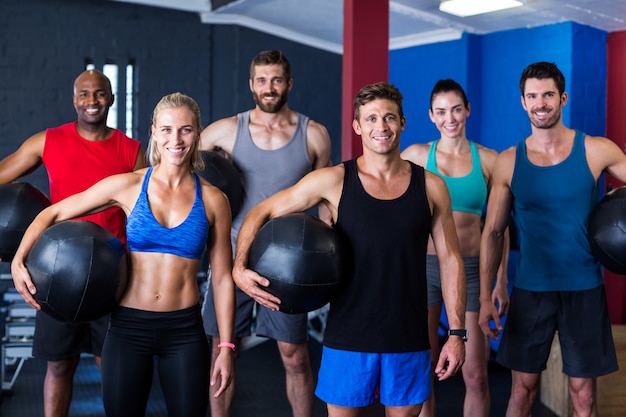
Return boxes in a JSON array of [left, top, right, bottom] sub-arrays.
[[232, 82, 467, 417], [480, 62, 626, 416], [199, 50, 331, 417]]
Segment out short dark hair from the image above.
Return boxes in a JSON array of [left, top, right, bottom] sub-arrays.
[[519, 62, 566, 96], [249, 50, 291, 81], [430, 79, 469, 110], [353, 82, 404, 121]]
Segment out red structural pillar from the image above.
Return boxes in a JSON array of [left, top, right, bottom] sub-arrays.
[[605, 31, 626, 324], [342, 0, 389, 160]]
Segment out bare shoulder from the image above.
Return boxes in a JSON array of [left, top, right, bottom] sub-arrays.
[[200, 115, 239, 154], [401, 142, 431, 166], [475, 143, 499, 163], [584, 133, 621, 154], [491, 145, 517, 184], [306, 119, 330, 138], [306, 163, 344, 186], [475, 143, 500, 178], [306, 119, 331, 147], [584, 133, 626, 176], [305, 118, 332, 167]]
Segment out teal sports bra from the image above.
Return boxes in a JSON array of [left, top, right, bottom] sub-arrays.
[[425, 140, 488, 216]]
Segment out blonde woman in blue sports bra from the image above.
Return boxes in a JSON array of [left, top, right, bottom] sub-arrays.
[[12, 93, 236, 417], [401, 79, 509, 417]]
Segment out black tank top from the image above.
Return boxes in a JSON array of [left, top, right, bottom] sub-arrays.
[[324, 159, 431, 353]]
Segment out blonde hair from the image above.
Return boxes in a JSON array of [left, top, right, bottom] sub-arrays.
[[147, 92, 205, 172]]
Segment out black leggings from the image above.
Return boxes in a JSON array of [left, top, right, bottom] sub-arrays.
[[101, 305, 210, 417]]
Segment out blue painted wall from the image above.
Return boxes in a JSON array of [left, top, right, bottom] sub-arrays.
[[391, 22, 608, 153]]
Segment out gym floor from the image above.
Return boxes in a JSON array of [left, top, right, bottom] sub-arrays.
[[0, 337, 558, 416]]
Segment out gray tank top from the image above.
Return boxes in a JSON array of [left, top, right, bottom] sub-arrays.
[[231, 110, 313, 245]]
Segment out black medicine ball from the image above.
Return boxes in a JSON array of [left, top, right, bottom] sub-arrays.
[[198, 151, 244, 217], [588, 186, 626, 275], [25, 220, 128, 323], [0, 182, 51, 261], [248, 213, 345, 314]]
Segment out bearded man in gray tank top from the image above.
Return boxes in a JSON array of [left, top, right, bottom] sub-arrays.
[[200, 50, 332, 417]]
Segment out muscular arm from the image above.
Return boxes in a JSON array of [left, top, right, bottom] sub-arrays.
[[199, 116, 238, 156], [427, 172, 466, 381], [480, 145, 511, 315], [0, 131, 45, 184], [11, 173, 140, 307], [585, 135, 626, 183], [202, 183, 236, 397], [306, 120, 333, 224], [233, 166, 342, 310], [479, 148, 515, 339]]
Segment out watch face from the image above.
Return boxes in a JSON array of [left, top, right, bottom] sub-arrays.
[[448, 329, 468, 340]]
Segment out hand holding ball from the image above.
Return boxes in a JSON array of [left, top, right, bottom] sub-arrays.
[[247, 213, 345, 314], [25, 220, 128, 322]]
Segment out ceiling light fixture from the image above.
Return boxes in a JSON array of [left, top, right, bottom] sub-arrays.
[[439, 0, 524, 17]]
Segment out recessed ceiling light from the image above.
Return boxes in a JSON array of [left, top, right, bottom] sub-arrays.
[[439, 0, 524, 17]]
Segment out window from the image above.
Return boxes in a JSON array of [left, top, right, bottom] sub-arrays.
[[86, 62, 135, 138]]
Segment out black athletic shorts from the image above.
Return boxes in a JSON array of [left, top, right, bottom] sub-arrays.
[[32, 310, 108, 361], [497, 285, 618, 378]]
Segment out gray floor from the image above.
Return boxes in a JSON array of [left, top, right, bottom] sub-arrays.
[[0, 267, 557, 417], [0, 337, 558, 417]]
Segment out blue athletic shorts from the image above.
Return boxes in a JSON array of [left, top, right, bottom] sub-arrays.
[[315, 347, 431, 407]]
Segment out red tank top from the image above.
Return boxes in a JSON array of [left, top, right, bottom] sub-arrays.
[[42, 122, 141, 244]]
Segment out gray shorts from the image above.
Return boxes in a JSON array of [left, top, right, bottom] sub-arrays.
[[426, 255, 479, 312], [201, 268, 308, 344]]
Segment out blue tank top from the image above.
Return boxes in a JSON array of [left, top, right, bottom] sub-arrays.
[[510, 130, 601, 291], [425, 140, 487, 215], [127, 167, 209, 260]]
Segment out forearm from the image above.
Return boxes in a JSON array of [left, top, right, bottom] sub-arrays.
[[495, 227, 510, 289], [440, 253, 466, 329], [212, 272, 235, 343], [480, 229, 504, 302]]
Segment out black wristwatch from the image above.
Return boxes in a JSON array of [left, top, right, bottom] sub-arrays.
[[448, 328, 468, 341]]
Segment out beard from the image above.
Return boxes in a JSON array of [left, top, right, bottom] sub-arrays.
[[253, 90, 288, 113], [529, 106, 562, 129]]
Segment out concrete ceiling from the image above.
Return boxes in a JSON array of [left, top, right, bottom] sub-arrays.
[[110, 0, 626, 53]]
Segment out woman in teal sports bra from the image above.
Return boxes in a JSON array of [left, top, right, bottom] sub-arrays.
[[401, 79, 510, 417], [11, 93, 236, 417]]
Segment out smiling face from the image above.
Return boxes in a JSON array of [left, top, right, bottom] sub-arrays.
[[250, 64, 292, 113], [72, 70, 114, 127], [353, 98, 406, 156], [521, 77, 567, 130], [151, 106, 199, 167], [429, 90, 470, 140]]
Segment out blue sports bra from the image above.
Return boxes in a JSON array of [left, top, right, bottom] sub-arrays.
[[127, 167, 209, 260], [425, 140, 488, 216]]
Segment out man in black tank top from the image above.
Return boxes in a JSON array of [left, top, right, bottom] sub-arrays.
[[232, 82, 467, 417]]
